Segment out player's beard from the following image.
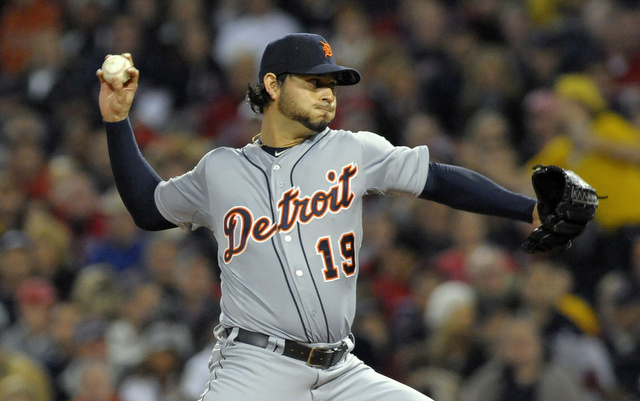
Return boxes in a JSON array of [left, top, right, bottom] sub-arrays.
[[278, 88, 334, 133]]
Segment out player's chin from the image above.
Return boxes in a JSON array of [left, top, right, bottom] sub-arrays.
[[302, 118, 332, 132], [297, 111, 334, 132]]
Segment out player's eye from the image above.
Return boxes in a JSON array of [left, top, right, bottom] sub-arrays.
[[308, 78, 336, 90]]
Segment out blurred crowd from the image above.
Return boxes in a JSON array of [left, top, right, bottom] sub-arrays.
[[2, 0, 640, 400]]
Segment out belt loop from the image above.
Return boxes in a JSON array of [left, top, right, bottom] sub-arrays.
[[266, 335, 284, 353], [345, 333, 355, 352], [213, 324, 226, 340], [224, 327, 240, 342]]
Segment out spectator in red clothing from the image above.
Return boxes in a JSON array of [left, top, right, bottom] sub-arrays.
[[371, 238, 421, 321], [0, 277, 59, 371], [431, 211, 494, 282], [0, 0, 62, 78], [198, 52, 261, 147]]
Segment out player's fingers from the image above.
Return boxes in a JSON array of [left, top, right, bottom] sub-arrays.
[[96, 68, 105, 83], [122, 53, 134, 66], [121, 53, 137, 85], [125, 65, 140, 86], [96, 69, 118, 90], [115, 53, 139, 87]]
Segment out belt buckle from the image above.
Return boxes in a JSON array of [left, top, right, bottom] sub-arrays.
[[306, 346, 329, 368]]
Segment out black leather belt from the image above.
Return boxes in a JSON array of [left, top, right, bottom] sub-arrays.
[[226, 328, 348, 369]]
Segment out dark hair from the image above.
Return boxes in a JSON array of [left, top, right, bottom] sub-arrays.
[[246, 74, 289, 115]]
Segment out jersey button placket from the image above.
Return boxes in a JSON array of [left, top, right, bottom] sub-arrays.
[[271, 161, 316, 326]]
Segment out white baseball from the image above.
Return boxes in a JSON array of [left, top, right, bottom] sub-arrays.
[[102, 55, 132, 84]]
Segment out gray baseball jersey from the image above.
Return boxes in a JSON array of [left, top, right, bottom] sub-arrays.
[[154, 127, 429, 344]]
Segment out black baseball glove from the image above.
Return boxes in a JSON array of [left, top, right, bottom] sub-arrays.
[[521, 165, 600, 253]]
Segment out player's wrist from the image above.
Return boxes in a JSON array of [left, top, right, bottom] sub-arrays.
[[103, 113, 129, 123], [103, 115, 130, 124]]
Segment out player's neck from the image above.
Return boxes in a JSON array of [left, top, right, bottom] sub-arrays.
[[260, 114, 313, 148]]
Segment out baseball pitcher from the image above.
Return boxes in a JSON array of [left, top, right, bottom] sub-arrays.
[[97, 33, 598, 401]]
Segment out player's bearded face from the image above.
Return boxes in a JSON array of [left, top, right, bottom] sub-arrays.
[[277, 79, 335, 132]]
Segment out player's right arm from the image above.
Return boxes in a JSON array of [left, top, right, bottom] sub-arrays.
[[97, 54, 175, 231]]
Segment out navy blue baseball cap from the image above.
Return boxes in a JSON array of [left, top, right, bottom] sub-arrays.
[[258, 33, 361, 86]]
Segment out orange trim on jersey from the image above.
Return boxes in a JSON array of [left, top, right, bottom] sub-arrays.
[[222, 164, 358, 264]]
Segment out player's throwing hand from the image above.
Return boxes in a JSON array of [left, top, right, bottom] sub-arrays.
[[97, 53, 138, 122]]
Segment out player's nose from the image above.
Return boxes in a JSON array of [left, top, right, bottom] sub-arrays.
[[320, 86, 336, 103]]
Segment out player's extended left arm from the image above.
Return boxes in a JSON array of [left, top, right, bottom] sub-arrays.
[[420, 162, 537, 223]]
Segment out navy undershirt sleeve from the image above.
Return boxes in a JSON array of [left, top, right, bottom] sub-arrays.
[[104, 118, 176, 231], [420, 162, 536, 223]]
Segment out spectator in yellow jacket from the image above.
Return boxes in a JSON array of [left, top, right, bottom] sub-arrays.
[[0, 346, 52, 401], [526, 73, 640, 274]]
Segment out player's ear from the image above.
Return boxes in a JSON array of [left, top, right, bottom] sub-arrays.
[[263, 73, 279, 100]]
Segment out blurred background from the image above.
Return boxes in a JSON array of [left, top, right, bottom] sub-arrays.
[[1, 0, 640, 400]]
